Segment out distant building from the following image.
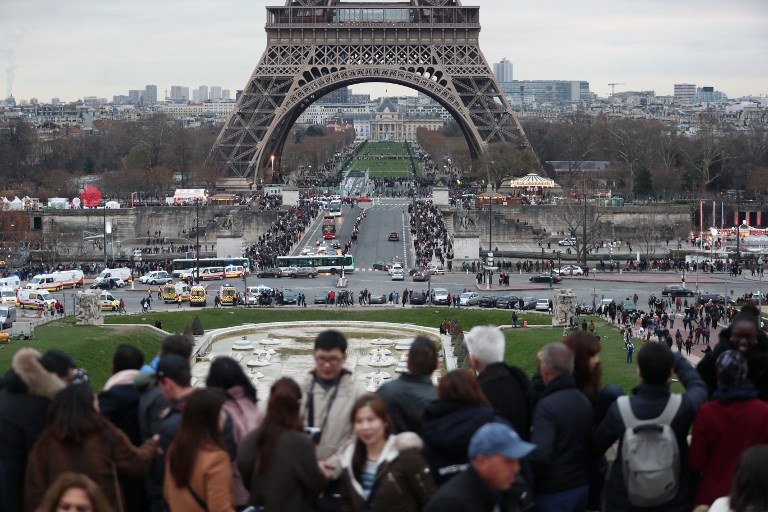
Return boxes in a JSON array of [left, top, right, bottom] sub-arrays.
[[493, 58, 514, 83], [221, 89, 231, 100], [198, 85, 209, 102], [370, 98, 442, 142], [170, 86, 190, 101], [674, 83, 696, 103], [696, 86, 727, 103], [128, 89, 143, 104], [210, 86, 222, 101], [318, 87, 350, 104], [501, 80, 591, 105], [144, 85, 158, 104]]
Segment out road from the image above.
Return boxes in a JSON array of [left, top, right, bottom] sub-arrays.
[[18, 199, 767, 316]]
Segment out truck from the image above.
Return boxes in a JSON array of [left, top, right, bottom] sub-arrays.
[[0, 305, 16, 329], [96, 268, 133, 285]]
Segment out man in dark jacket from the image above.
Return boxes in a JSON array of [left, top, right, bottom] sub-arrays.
[[0, 348, 73, 512], [465, 326, 532, 440], [377, 336, 438, 434], [697, 306, 768, 400], [425, 422, 536, 512], [529, 342, 593, 512], [595, 342, 707, 512]]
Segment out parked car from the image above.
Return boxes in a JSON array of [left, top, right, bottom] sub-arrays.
[[477, 295, 498, 308], [697, 293, 734, 305], [409, 291, 428, 305], [256, 268, 283, 278], [661, 285, 695, 297], [139, 271, 173, 285], [388, 232, 400, 241], [314, 293, 329, 304], [281, 289, 300, 305], [90, 277, 125, 290], [496, 295, 520, 309], [412, 270, 431, 282], [535, 299, 551, 311], [558, 238, 577, 246], [459, 292, 479, 306], [519, 296, 538, 310], [373, 261, 391, 271], [554, 265, 584, 276], [428, 263, 445, 275], [368, 291, 387, 305], [285, 267, 318, 278], [529, 273, 562, 284], [432, 288, 450, 305], [621, 300, 638, 312]]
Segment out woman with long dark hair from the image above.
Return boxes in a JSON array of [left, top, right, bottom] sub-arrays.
[[420, 369, 495, 486], [339, 394, 435, 512], [24, 384, 157, 512], [206, 356, 263, 508], [164, 387, 235, 512], [35, 472, 112, 512], [237, 377, 327, 512], [710, 444, 768, 512]]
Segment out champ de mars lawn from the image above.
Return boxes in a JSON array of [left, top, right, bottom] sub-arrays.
[[0, 309, 669, 393]]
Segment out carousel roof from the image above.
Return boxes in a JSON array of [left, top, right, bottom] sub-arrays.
[[506, 173, 557, 188]]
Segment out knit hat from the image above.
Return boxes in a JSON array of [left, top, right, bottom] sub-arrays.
[[716, 350, 748, 386]]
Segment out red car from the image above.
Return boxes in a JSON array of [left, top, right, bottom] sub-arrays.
[[388, 232, 400, 241]]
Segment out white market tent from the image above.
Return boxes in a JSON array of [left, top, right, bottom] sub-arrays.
[[9, 197, 23, 211], [173, 189, 208, 205]]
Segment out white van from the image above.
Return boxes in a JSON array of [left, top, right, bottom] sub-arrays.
[[224, 265, 246, 278], [98, 268, 133, 283], [51, 269, 85, 288], [0, 276, 21, 290], [139, 271, 173, 285], [17, 289, 57, 309], [99, 291, 119, 311], [200, 267, 225, 281], [0, 287, 18, 305], [26, 274, 64, 292]]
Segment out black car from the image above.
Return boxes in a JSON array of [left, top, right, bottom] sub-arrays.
[[410, 291, 428, 305], [661, 285, 695, 297], [372, 261, 390, 271], [412, 270, 431, 282], [388, 232, 400, 241], [408, 266, 427, 276], [369, 292, 387, 304], [477, 295, 498, 308], [281, 289, 299, 305], [519, 296, 538, 310], [529, 273, 562, 284], [496, 295, 520, 309], [257, 268, 282, 278], [90, 277, 123, 290], [697, 293, 734, 305]]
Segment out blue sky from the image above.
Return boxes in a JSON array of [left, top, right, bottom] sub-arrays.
[[1, 0, 766, 102]]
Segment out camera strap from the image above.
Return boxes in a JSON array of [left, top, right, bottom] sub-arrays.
[[307, 376, 341, 432]]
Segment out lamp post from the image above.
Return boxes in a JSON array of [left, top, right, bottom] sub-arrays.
[[102, 202, 107, 268], [758, 257, 764, 316], [270, 155, 275, 176], [195, 199, 200, 284]]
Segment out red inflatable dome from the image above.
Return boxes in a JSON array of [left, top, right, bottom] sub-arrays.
[[80, 186, 102, 207]]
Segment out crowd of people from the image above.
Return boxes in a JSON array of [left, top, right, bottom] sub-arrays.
[[244, 199, 320, 270], [2, 309, 768, 511], [409, 199, 452, 268]]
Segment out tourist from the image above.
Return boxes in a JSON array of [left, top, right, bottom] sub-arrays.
[[689, 350, 768, 507], [25, 384, 157, 512], [709, 445, 768, 512], [595, 343, 707, 511], [164, 388, 235, 512], [35, 472, 112, 512], [420, 369, 496, 486], [529, 342, 592, 512], [464, 326, 533, 441], [376, 337, 438, 434], [424, 423, 536, 512], [301, 330, 366, 511], [0, 348, 74, 512], [206, 357, 263, 508], [339, 394, 435, 511], [238, 378, 326, 512]]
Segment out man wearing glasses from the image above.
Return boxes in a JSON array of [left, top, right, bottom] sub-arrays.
[[302, 329, 365, 511]]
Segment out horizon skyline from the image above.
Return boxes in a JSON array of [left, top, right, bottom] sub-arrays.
[[1, 0, 766, 103]]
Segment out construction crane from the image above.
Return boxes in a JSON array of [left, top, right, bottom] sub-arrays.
[[608, 83, 625, 97]]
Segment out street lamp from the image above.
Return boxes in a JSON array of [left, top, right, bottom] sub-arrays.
[[735, 219, 747, 272], [759, 257, 764, 315], [195, 199, 200, 284], [270, 155, 275, 176]]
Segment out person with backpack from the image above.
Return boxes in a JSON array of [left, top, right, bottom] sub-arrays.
[[594, 342, 707, 511]]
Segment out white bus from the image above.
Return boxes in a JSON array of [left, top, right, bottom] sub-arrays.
[[276, 255, 355, 274]]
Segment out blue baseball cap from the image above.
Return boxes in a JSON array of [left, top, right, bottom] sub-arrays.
[[469, 423, 536, 460]]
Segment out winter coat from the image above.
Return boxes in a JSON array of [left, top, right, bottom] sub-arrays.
[[238, 427, 327, 512], [689, 382, 768, 506], [301, 370, 366, 477], [595, 353, 708, 512], [25, 415, 156, 512], [529, 373, 593, 496], [420, 400, 496, 486], [164, 446, 235, 512], [222, 385, 263, 506], [476, 362, 533, 441], [376, 372, 436, 434], [0, 348, 67, 512], [339, 433, 435, 512], [424, 465, 534, 512], [697, 323, 768, 400]]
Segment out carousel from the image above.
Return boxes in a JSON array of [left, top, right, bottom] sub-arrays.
[[499, 173, 559, 204]]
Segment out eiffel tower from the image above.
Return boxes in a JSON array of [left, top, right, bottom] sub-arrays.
[[211, 0, 533, 185]]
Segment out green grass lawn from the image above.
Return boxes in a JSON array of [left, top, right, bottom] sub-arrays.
[[359, 141, 409, 156], [347, 158, 412, 177], [1, 310, 679, 395]]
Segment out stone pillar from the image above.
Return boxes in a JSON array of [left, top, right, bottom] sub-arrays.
[[552, 288, 577, 327], [432, 186, 449, 206], [282, 186, 300, 207], [452, 232, 480, 264]]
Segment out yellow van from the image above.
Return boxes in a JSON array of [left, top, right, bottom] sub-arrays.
[[162, 283, 191, 303], [190, 286, 207, 307], [219, 285, 238, 306]]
